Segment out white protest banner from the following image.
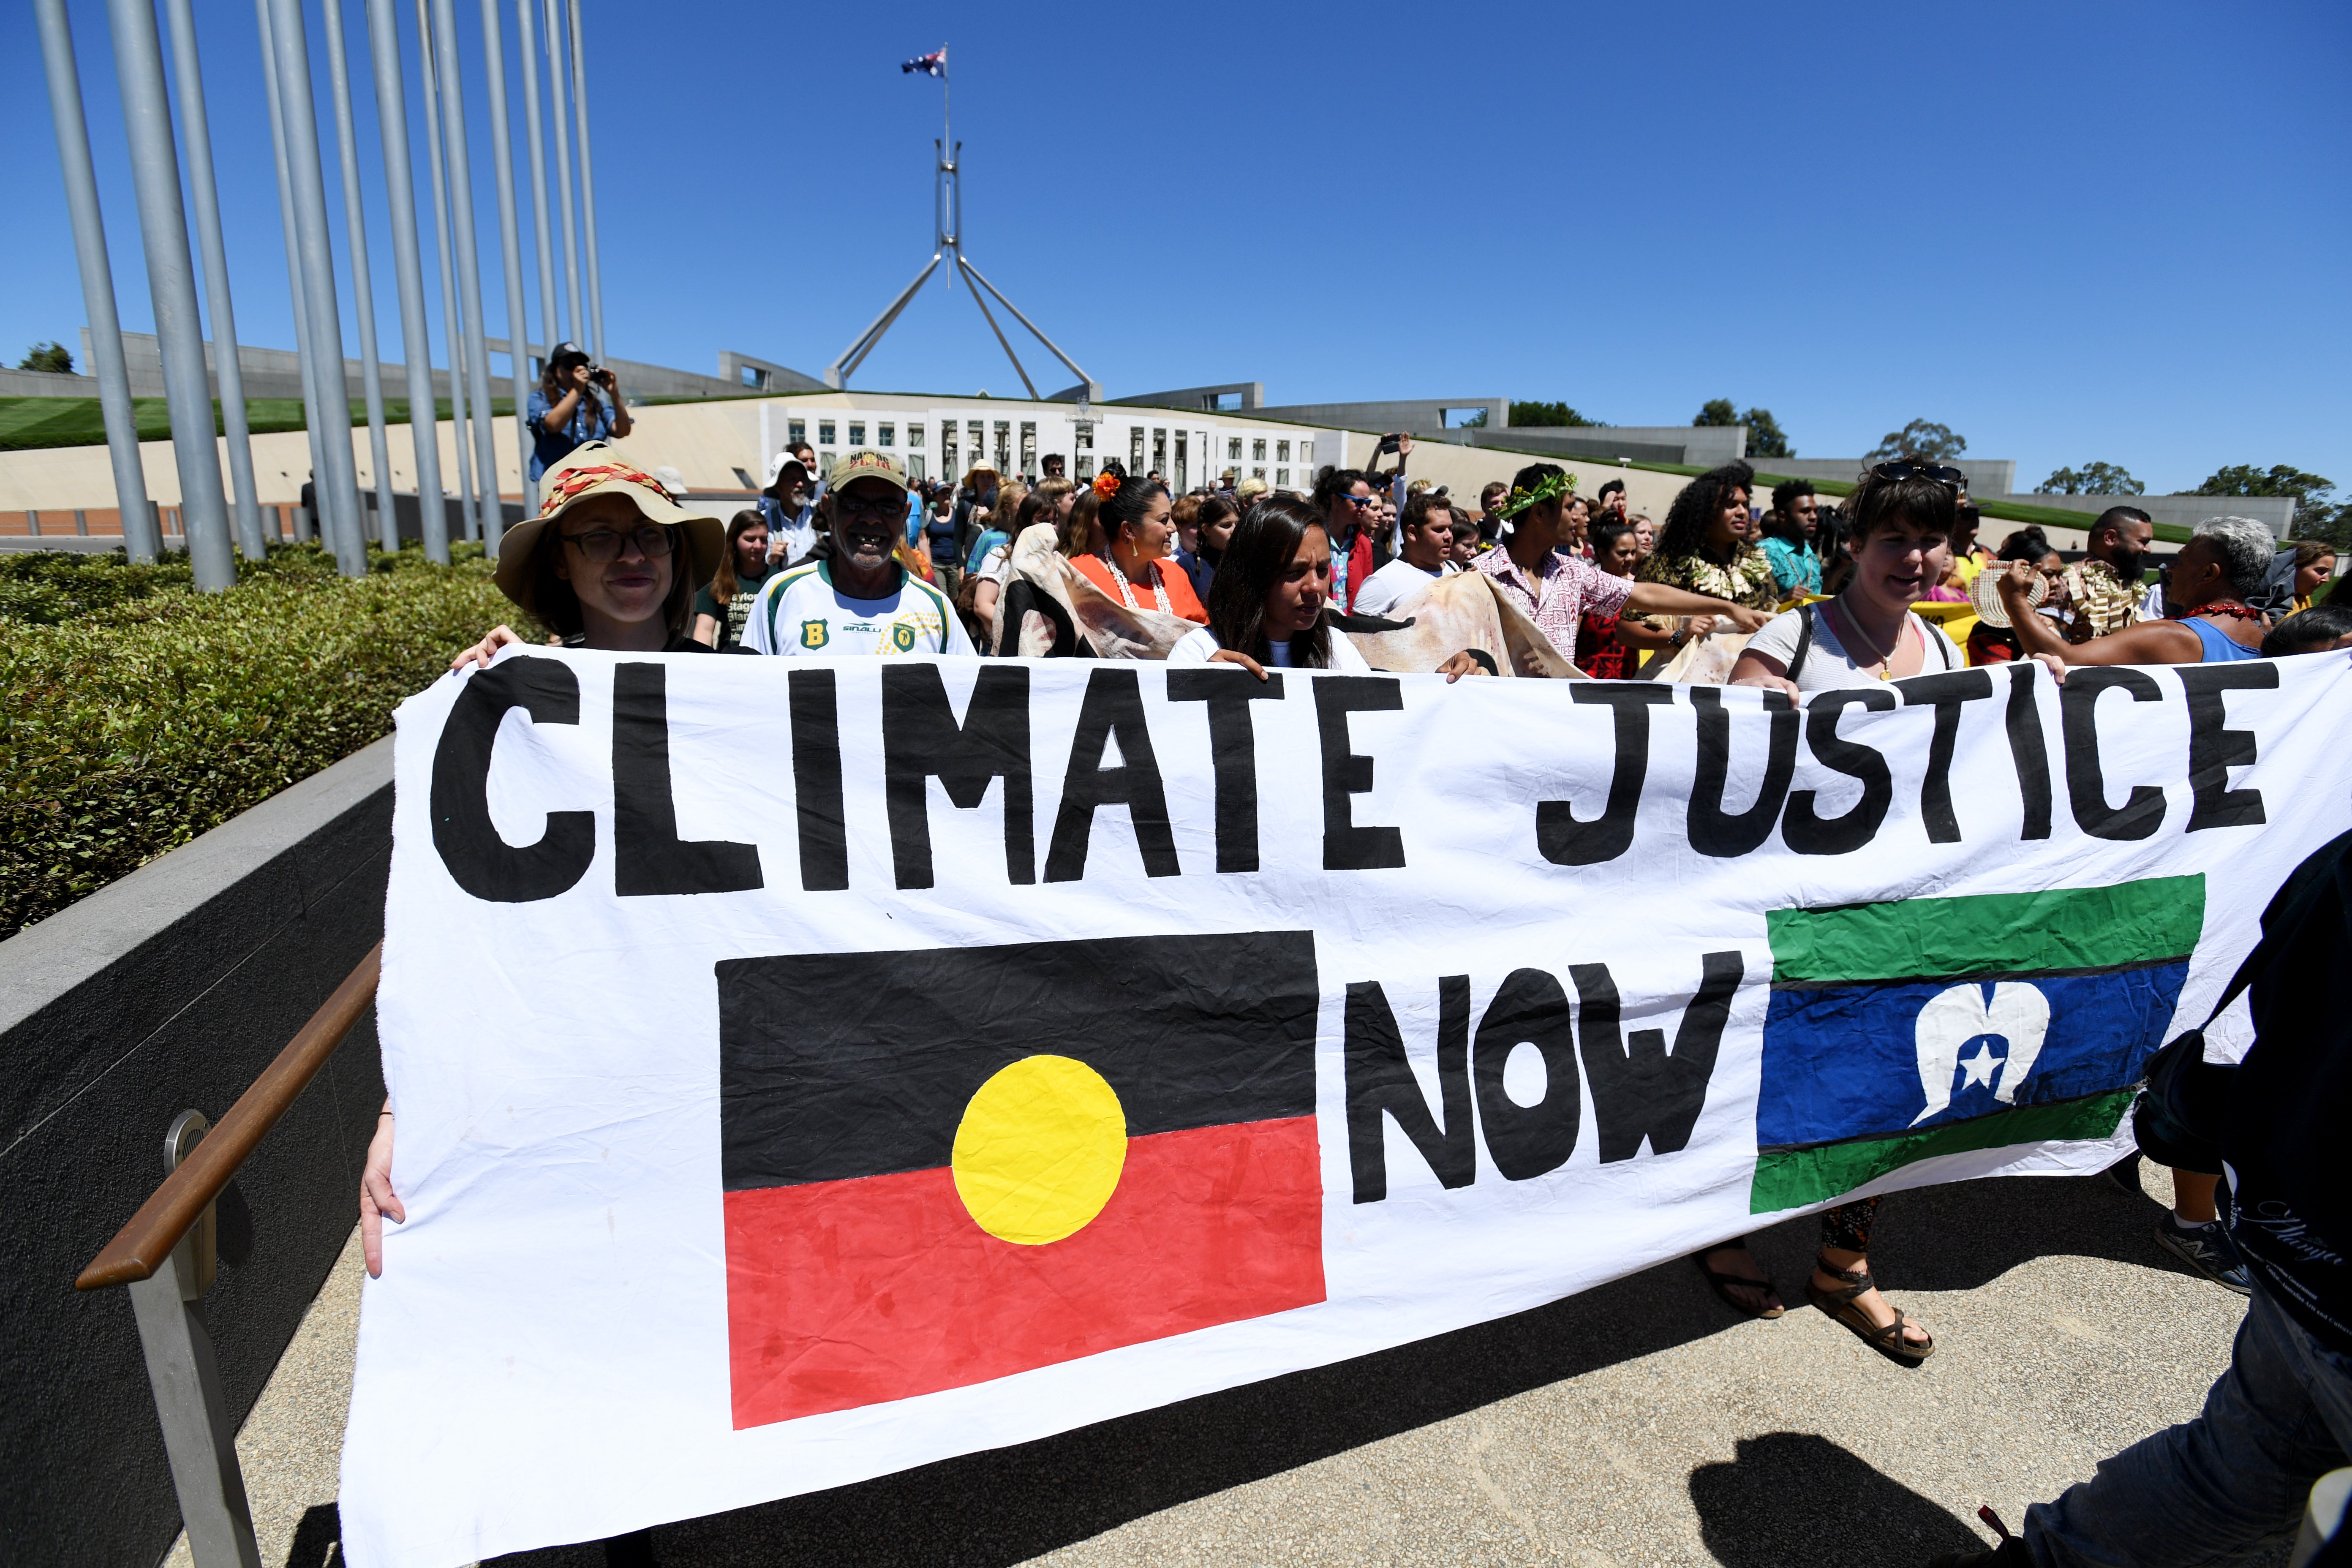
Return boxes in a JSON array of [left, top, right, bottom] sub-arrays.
[[342, 648, 2352, 1565]]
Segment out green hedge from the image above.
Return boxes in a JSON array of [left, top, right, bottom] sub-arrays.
[[0, 543, 528, 938]]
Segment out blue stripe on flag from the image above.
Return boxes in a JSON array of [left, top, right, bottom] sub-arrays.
[[1757, 962, 2188, 1149]]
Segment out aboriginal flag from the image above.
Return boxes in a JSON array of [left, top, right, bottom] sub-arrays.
[[718, 931, 1325, 1430]]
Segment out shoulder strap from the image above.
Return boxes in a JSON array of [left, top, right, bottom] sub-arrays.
[[1787, 603, 1816, 682]]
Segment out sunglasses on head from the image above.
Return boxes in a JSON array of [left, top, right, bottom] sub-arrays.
[[1868, 460, 1967, 489]]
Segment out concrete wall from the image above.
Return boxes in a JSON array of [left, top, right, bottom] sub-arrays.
[[1111, 381, 1265, 412], [0, 738, 392, 1566], [1984, 490, 2297, 539], [1459, 427, 1699, 466], [1255, 397, 1508, 438], [1756, 457, 2019, 497]]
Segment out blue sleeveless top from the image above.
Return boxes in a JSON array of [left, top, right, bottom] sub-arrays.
[[2181, 615, 2262, 662]]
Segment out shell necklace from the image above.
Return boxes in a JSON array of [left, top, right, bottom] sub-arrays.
[[1105, 554, 1173, 615]]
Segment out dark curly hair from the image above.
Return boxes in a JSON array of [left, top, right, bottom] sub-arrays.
[[1654, 461, 1756, 561]]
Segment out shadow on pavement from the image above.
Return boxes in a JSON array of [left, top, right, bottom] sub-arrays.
[[1689, 1432, 1983, 1567], [490, 1165, 2189, 1568]]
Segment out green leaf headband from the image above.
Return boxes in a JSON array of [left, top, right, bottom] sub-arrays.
[[1497, 471, 1575, 520]]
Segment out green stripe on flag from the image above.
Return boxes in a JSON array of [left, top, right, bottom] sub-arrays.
[[1766, 877, 2204, 985], [1750, 1090, 2136, 1213]]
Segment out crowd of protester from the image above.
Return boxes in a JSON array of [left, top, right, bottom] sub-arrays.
[[408, 431, 2349, 1567]]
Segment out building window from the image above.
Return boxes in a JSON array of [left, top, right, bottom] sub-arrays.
[[818, 421, 836, 446], [1130, 428, 1145, 473], [1277, 468, 1290, 488], [1277, 439, 1290, 462], [1252, 438, 1266, 461], [821, 450, 836, 472], [907, 455, 926, 483], [1252, 466, 1266, 480], [907, 424, 924, 448], [788, 420, 806, 444], [1019, 421, 1037, 479], [1175, 432, 1188, 492], [1300, 440, 1313, 467], [1075, 421, 1094, 452], [968, 421, 984, 466], [848, 422, 866, 446], [994, 420, 1011, 471], [1227, 436, 1242, 461]]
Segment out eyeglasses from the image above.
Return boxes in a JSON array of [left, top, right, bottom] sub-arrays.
[[832, 492, 906, 522], [1868, 460, 1967, 489], [561, 524, 675, 563]]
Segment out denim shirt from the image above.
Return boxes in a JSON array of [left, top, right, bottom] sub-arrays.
[[525, 385, 616, 482]]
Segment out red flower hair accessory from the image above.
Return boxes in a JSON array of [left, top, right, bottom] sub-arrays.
[[1092, 470, 1122, 501]]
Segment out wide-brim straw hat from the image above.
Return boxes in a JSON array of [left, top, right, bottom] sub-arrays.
[[493, 442, 724, 616]]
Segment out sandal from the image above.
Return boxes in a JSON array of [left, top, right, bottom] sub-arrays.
[[1695, 1244, 1786, 1319], [1804, 1256, 1934, 1364]]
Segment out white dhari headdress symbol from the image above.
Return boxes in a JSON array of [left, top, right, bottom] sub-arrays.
[[1910, 982, 2051, 1127]]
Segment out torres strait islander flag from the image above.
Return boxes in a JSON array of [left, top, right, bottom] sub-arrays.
[[716, 931, 1326, 1429], [1753, 875, 2205, 1213]]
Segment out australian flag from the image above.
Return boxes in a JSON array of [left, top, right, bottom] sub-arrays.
[[901, 47, 946, 77]]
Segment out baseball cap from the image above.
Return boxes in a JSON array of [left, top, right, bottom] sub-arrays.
[[547, 340, 589, 370], [651, 465, 689, 501], [827, 448, 909, 497]]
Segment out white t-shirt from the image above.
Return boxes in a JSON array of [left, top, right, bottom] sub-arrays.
[[745, 559, 976, 656], [1167, 625, 1373, 671], [976, 543, 1014, 586], [1350, 555, 1459, 618], [1742, 602, 1960, 692]]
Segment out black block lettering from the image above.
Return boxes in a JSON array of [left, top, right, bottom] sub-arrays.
[[1345, 976, 1475, 1203], [430, 658, 594, 902], [1688, 686, 1799, 857], [1782, 687, 1896, 856], [1572, 952, 1744, 1162], [1538, 685, 1674, 866], [2062, 668, 2167, 841], [789, 668, 848, 891], [613, 664, 763, 897], [1165, 669, 1286, 874], [1045, 668, 1179, 881], [1900, 669, 1994, 844], [1473, 968, 1581, 1182], [2006, 662, 2054, 840], [2181, 663, 2277, 831], [1316, 676, 1407, 871], [882, 664, 1035, 888]]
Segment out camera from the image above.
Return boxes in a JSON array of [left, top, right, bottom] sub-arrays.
[[1377, 434, 1401, 455]]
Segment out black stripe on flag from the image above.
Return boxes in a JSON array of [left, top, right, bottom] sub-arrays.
[[718, 931, 1318, 1192]]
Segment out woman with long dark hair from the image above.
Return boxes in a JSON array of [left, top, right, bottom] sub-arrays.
[[1187, 493, 1239, 601], [1168, 495, 1370, 672], [691, 509, 778, 650], [1070, 461, 1209, 624]]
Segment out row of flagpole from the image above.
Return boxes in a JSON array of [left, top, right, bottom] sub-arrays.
[[33, 0, 607, 585]]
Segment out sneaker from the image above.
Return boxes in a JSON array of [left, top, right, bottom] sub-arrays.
[[2153, 1217, 2253, 1295]]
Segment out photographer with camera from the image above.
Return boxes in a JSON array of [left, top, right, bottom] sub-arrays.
[[526, 341, 633, 485]]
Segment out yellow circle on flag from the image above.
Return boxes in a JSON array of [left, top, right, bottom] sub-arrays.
[[950, 1055, 1127, 1245]]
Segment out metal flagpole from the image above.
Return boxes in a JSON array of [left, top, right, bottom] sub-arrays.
[[513, 0, 559, 364], [432, 0, 506, 551], [542, 0, 580, 345], [32, 0, 157, 563], [160, 0, 267, 561], [262, 0, 369, 576], [255, 0, 331, 542], [318, 0, 399, 553], [103, 0, 237, 588], [415, 0, 481, 542], [364, 0, 449, 563], [476, 0, 536, 517], [567, 0, 603, 364]]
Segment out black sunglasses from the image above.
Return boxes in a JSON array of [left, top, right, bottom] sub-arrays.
[[1868, 460, 1967, 489]]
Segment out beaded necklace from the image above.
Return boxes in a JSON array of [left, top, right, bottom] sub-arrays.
[[1105, 554, 1173, 615], [2184, 599, 2264, 622]]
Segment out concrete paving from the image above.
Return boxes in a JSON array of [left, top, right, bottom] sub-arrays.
[[185, 1161, 2287, 1568]]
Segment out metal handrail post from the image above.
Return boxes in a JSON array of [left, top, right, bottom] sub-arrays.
[[103, 0, 237, 588], [160, 0, 267, 561], [32, 0, 157, 563]]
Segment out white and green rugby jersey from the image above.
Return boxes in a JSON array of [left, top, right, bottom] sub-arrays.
[[745, 559, 976, 657]]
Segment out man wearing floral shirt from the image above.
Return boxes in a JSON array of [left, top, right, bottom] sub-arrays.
[[1477, 464, 1769, 665]]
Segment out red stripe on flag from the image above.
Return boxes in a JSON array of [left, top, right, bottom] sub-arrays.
[[723, 1116, 1324, 1428]]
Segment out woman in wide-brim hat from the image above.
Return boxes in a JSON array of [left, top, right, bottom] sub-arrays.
[[452, 442, 726, 668]]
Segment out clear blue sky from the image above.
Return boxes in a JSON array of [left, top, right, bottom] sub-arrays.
[[6, 0, 2347, 495]]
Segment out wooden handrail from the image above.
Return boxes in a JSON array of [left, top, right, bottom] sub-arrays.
[[77, 942, 383, 1291]]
